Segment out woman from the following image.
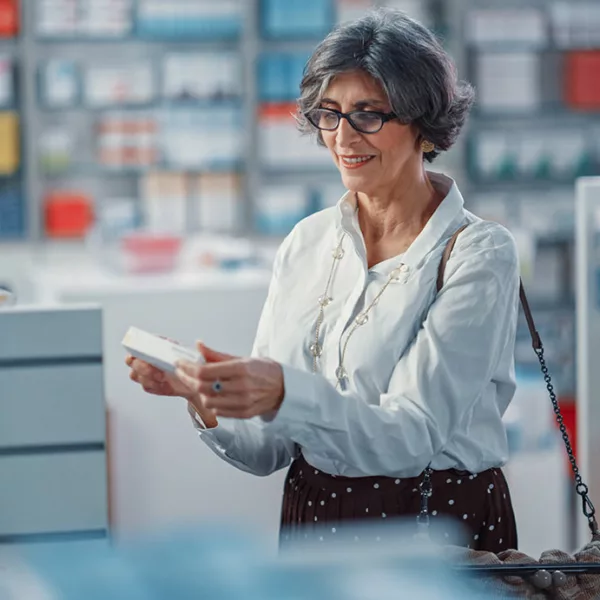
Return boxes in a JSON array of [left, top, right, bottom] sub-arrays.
[[126, 9, 520, 552]]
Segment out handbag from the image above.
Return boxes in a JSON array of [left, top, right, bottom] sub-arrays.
[[419, 224, 600, 598]]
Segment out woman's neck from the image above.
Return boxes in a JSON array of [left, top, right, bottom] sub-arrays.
[[355, 168, 442, 266]]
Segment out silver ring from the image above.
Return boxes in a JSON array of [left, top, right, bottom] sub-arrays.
[[212, 380, 223, 394]]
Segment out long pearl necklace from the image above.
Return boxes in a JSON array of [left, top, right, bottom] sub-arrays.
[[310, 233, 408, 387]]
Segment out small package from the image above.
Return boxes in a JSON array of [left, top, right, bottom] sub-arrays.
[[122, 326, 204, 373]]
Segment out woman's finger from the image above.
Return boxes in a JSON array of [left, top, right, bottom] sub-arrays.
[[194, 378, 248, 397], [174, 368, 200, 393], [176, 359, 248, 381]]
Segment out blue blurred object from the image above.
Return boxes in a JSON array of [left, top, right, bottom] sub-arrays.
[[261, 0, 334, 39], [136, 1, 242, 40], [258, 52, 312, 101], [13, 522, 490, 600], [0, 182, 24, 239]]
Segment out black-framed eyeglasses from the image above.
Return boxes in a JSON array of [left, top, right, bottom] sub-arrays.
[[305, 107, 397, 134]]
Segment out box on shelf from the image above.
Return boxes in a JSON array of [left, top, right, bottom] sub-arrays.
[[258, 52, 312, 102], [471, 128, 595, 182], [44, 189, 94, 238], [39, 60, 79, 108], [259, 102, 332, 170], [255, 184, 310, 235], [162, 52, 242, 103], [0, 181, 23, 238], [565, 51, 600, 111], [83, 63, 155, 108], [465, 7, 547, 48], [37, 0, 132, 39], [475, 52, 541, 114], [0, 55, 13, 107], [136, 0, 242, 40], [160, 107, 243, 170], [0, 111, 18, 175], [261, 0, 334, 39], [39, 129, 75, 174], [551, 2, 600, 50], [0, 0, 18, 38], [96, 112, 159, 169], [139, 170, 188, 234], [193, 172, 242, 233]]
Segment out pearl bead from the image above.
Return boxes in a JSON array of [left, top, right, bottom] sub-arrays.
[[552, 571, 567, 587], [318, 295, 332, 307], [355, 312, 369, 326], [309, 343, 322, 357], [335, 366, 347, 381]]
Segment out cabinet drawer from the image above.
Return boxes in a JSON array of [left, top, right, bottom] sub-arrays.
[[0, 364, 105, 448], [0, 451, 108, 536]]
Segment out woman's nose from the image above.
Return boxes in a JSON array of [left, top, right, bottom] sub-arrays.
[[335, 116, 361, 146]]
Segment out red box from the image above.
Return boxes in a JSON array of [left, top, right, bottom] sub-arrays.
[[565, 51, 600, 111], [0, 1, 18, 37], [45, 191, 94, 238]]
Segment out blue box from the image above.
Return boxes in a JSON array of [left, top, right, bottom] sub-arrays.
[[0, 185, 24, 239], [261, 0, 334, 39]]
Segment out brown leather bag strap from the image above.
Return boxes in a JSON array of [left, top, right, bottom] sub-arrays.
[[437, 225, 542, 351]]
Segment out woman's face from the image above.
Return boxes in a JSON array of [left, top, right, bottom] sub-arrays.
[[319, 70, 421, 197]]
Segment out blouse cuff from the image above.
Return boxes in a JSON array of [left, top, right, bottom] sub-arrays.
[[267, 364, 320, 435]]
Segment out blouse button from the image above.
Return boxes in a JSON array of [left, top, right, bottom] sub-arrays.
[[340, 202, 354, 217]]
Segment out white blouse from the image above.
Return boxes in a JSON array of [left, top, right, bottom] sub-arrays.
[[190, 172, 520, 479]]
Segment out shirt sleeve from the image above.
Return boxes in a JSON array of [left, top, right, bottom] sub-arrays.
[[189, 236, 299, 477], [265, 225, 520, 477]]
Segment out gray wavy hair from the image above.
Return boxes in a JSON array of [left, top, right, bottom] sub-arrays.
[[297, 8, 475, 162]]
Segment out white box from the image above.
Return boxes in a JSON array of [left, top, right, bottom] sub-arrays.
[[122, 326, 205, 373]]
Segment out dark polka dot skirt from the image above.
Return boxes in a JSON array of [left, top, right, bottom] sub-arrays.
[[280, 454, 518, 552]]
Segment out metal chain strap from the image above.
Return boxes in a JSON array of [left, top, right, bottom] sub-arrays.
[[535, 344, 599, 536]]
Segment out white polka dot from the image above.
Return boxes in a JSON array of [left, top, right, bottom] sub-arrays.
[[314, 516, 318, 521], [395, 479, 401, 484], [320, 500, 325, 506], [489, 484, 494, 490], [487, 489, 491, 494], [382, 513, 387, 518], [463, 514, 468, 520], [473, 474, 478, 478], [469, 475, 474, 480], [412, 488, 418, 493], [503, 494, 506, 499], [498, 517, 502, 523], [332, 527, 336, 533], [374, 483, 380, 489], [295, 486, 298, 491], [299, 471, 303, 476], [474, 534, 479, 540], [489, 525, 495, 531], [365, 508, 369, 513], [432, 510, 438, 516], [331, 493, 336, 498], [457, 479, 462, 484], [446, 478, 452, 484], [314, 470, 319, 475], [346, 487, 352, 493], [473, 513, 476, 518], [448, 499, 455, 505], [499, 538, 503, 544], [308, 501, 312, 506], [483, 521, 486, 526]]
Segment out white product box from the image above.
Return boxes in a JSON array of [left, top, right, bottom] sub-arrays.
[[122, 326, 204, 373]]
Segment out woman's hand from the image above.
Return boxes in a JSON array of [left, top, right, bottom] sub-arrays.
[[126, 354, 193, 398], [175, 342, 285, 420], [126, 352, 219, 428]]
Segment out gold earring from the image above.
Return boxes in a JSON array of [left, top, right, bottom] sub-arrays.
[[421, 140, 435, 153]]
